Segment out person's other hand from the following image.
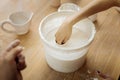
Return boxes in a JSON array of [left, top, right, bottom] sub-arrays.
[[96, 70, 114, 80], [0, 40, 26, 80], [55, 20, 73, 45]]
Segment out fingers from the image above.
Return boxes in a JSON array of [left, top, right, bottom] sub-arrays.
[[55, 32, 66, 45], [55, 26, 72, 45], [2, 39, 24, 61], [55, 37, 64, 45], [5, 40, 26, 70], [55, 38, 65, 45], [16, 54, 26, 70], [6, 39, 20, 52], [6, 46, 24, 61], [55, 37, 67, 45], [96, 71, 113, 80], [55, 33, 70, 45]]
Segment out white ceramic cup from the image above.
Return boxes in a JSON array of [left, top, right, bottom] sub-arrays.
[[0, 11, 33, 35]]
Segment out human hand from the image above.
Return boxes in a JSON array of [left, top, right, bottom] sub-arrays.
[[55, 0, 117, 45], [55, 21, 73, 45], [50, 0, 61, 7], [96, 70, 114, 80], [0, 40, 26, 80]]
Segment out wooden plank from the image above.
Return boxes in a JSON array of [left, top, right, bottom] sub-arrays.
[[87, 8, 120, 80], [0, 0, 120, 80]]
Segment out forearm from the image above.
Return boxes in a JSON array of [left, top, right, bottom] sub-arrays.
[[68, 0, 116, 26]]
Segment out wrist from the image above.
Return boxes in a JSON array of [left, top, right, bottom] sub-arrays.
[[65, 16, 77, 28], [66, 11, 86, 26]]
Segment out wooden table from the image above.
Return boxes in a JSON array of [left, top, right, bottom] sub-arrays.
[[0, 0, 120, 80]]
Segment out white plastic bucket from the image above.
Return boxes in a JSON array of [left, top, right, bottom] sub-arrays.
[[39, 4, 96, 73]]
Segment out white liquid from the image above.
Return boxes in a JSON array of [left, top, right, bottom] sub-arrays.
[[45, 28, 89, 49], [44, 27, 89, 73]]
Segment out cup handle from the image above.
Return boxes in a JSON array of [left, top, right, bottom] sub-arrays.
[[58, 3, 80, 12], [0, 20, 16, 33]]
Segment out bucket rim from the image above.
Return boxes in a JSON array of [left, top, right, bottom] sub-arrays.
[[39, 11, 96, 51]]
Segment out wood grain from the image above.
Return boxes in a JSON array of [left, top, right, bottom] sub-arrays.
[[0, 0, 120, 80]]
